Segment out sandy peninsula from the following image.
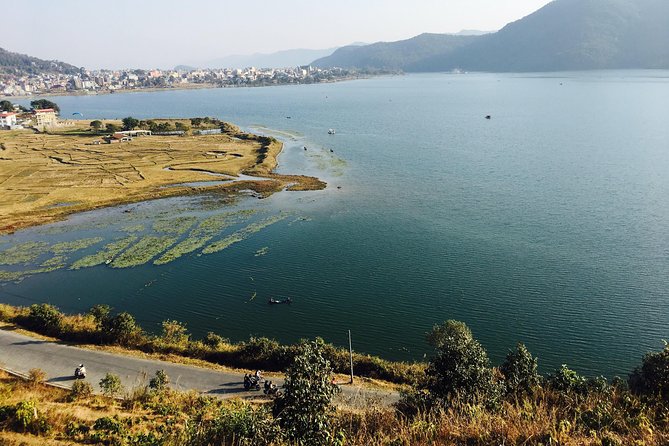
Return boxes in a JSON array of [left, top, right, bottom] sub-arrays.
[[0, 120, 325, 235]]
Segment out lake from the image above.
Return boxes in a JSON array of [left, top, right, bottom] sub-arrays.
[[3, 71, 669, 377]]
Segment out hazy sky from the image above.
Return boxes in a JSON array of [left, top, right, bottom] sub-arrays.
[[5, 0, 553, 69]]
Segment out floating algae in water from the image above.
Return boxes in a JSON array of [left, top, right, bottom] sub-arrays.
[[153, 216, 197, 235], [153, 210, 257, 265], [0, 263, 69, 283], [255, 247, 269, 257], [50, 237, 104, 255], [121, 224, 145, 233], [201, 214, 288, 255], [111, 235, 178, 268], [41, 255, 67, 269], [70, 236, 138, 270], [0, 241, 49, 265]]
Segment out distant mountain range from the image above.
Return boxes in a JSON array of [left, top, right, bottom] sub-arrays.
[[197, 45, 363, 69], [313, 0, 669, 72], [0, 47, 80, 76]]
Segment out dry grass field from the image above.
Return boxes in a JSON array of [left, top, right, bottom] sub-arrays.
[[0, 121, 325, 234]]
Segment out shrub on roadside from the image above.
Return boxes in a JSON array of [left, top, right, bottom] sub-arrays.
[[500, 343, 541, 397], [27, 368, 46, 387], [22, 303, 63, 336], [149, 370, 170, 392], [70, 380, 93, 401], [100, 373, 124, 398]]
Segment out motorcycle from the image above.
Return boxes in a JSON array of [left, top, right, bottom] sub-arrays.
[[243, 374, 261, 391], [263, 380, 282, 397], [74, 365, 87, 379]]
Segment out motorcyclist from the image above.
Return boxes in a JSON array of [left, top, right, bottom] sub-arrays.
[[75, 364, 86, 378]]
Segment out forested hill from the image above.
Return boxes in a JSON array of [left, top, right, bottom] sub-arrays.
[[311, 33, 479, 71], [0, 47, 80, 76], [313, 0, 669, 72]]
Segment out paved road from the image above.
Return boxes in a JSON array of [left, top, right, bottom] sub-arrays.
[[0, 328, 397, 406]]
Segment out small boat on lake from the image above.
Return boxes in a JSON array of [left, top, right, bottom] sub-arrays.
[[268, 297, 293, 305], [328, 129, 336, 135]]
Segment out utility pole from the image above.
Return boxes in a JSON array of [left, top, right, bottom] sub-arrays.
[[348, 329, 354, 384]]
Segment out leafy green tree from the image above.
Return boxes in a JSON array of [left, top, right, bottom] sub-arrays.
[[99, 373, 124, 398], [0, 100, 14, 112], [105, 123, 120, 133], [89, 120, 103, 131], [30, 99, 60, 113], [273, 338, 340, 445], [88, 304, 111, 329], [547, 364, 586, 393], [101, 311, 142, 345], [500, 343, 541, 397], [121, 116, 139, 130], [190, 117, 203, 127], [425, 320, 500, 407], [629, 342, 669, 402], [174, 122, 190, 132], [161, 319, 190, 345], [23, 303, 63, 336], [203, 332, 227, 349]]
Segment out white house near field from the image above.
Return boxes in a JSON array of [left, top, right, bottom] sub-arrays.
[[0, 112, 17, 129], [33, 109, 58, 130]]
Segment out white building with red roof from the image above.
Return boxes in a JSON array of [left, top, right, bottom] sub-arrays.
[[0, 112, 18, 129]]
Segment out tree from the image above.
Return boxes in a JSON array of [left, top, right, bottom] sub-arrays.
[[99, 373, 124, 398], [273, 338, 340, 445], [500, 343, 541, 397], [23, 303, 63, 336], [121, 116, 139, 131], [0, 100, 13, 112], [89, 120, 103, 131], [30, 99, 60, 113], [190, 117, 203, 127], [629, 342, 669, 402], [88, 304, 111, 329], [174, 122, 190, 132], [105, 123, 120, 133], [101, 312, 142, 345], [161, 319, 189, 345], [424, 320, 500, 407], [547, 364, 586, 393]]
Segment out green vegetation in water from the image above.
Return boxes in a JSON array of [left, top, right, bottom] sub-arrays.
[[255, 247, 269, 257], [202, 214, 288, 255], [121, 224, 145, 233], [70, 236, 138, 270], [41, 255, 67, 269], [152, 216, 197, 235], [0, 241, 49, 265], [307, 149, 347, 176], [112, 236, 178, 268], [50, 237, 104, 255], [153, 210, 256, 265], [0, 263, 67, 282]]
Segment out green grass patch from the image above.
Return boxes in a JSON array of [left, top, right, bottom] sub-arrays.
[[50, 237, 104, 255], [0, 241, 49, 265], [70, 236, 138, 270], [111, 236, 178, 268], [202, 214, 287, 255]]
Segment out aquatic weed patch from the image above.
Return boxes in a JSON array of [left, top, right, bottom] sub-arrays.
[[201, 214, 288, 255], [154, 210, 257, 265], [70, 236, 138, 270], [111, 236, 178, 268], [0, 241, 49, 265], [50, 237, 104, 255], [152, 216, 197, 235]]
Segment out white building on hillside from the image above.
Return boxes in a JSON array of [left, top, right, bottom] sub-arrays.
[[0, 112, 17, 129], [34, 109, 58, 129]]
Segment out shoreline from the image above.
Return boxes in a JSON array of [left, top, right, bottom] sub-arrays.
[[1, 74, 370, 101], [0, 122, 326, 236]]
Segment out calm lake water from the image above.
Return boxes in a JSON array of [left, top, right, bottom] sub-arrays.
[[3, 71, 669, 377]]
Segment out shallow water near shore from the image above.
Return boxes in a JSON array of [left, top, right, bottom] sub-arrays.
[[3, 71, 669, 377]]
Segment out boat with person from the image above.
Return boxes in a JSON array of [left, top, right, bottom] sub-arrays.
[[268, 297, 293, 305]]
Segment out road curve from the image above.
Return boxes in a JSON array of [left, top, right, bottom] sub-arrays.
[[0, 328, 398, 406]]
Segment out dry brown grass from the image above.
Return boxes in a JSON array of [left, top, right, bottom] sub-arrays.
[[0, 122, 325, 235]]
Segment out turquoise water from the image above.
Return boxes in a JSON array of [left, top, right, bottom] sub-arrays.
[[3, 71, 669, 377]]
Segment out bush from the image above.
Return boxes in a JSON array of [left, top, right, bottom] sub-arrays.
[[27, 368, 46, 386], [547, 364, 586, 393], [424, 320, 500, 408], [23, 303, 63, 336], [203, 332, 227, 349], [102, 311, 143, 345], [149, 370, 170, 392], [161, 319, 190, 346], [100, 373, 124, 398], [629, 342, 669, 402], [500, 343, 541, 397], [186, 403, 280, 446], [13, 400, 50, 434], [273, 338, 340, 445], [70, 380, 93, 400]]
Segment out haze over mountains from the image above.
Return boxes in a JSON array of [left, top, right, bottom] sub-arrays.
[[313, 0, 669, 72], [0, 47, 79, 76]]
